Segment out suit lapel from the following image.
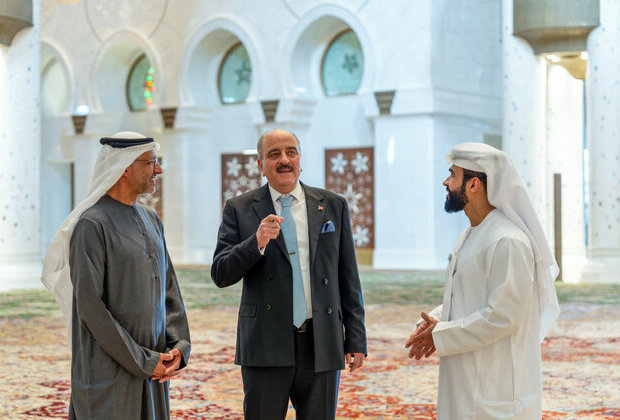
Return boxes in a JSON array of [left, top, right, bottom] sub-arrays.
[[252, 184, 289, 260], [303, 185, 325, 268]]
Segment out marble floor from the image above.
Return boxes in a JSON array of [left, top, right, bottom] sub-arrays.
[[1, 268, 618, 419]]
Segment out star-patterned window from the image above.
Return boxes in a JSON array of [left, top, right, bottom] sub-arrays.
[[218, 43, 252, 104], [321, 30, 364, 96], [126, 54, 155, 111]]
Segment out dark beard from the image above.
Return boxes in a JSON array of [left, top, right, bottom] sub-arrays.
[[444, 182, 468, 213]]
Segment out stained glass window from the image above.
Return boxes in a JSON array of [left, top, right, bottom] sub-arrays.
[[321, 30, 364, 96], [218, 43, 252, 104], [127, 54, 155, 111]]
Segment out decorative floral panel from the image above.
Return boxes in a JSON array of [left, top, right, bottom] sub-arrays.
[[137, 157, 163, 220], [221, 153, 262, 208], [325, 147, 374, 249]]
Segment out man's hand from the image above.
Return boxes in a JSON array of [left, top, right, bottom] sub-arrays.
[[151, 349, 183, 383], [405, 312, 438, 360], [345, 352, 365, 372], [152, 352, 173, 381], [256, 214, 283, 249]]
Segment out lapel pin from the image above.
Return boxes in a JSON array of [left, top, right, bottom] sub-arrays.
[[318, 205, 324, 211]]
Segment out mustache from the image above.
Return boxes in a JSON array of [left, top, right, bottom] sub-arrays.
[[276, 164, 294, 172]]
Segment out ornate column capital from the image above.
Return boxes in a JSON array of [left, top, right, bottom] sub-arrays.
[[173, 106, 213, 132], [248, 96, 316, 133], [363, 88, 501, 126], [71, 114, 87, 135], [513, 0, 600, 54], [374, 91, 396, 116], [0, 0, 33, 47], [160, 107, 177, 129]]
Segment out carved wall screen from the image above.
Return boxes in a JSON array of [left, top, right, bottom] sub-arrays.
[[325, 147, 374, 250], [221, 153, 262, 207]]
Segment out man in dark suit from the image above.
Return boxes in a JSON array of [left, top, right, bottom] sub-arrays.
[[211, 129, 367, 419]]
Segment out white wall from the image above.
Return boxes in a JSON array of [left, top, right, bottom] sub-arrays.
[[40, 50, 72, 252], [37, 0, 503, 268]]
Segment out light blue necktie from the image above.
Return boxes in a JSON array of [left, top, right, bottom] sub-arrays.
[[278, 195, 307, 328]]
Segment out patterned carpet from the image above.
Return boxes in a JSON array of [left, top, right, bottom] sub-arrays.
[[1, 270, 619, 419]]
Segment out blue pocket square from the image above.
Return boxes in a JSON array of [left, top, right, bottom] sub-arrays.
[[321, 220, 336, 233]]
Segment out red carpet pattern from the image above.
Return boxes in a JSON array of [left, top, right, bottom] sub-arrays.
[[1, 303, 619, 419]]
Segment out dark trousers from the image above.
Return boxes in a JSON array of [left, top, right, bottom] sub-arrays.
[[241, 322, 340, 420]]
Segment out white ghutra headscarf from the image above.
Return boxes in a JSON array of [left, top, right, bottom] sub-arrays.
[[446, 142, 560, 341], [41, 132, 159, 328]]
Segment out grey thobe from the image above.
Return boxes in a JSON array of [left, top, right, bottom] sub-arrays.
[[68, 195, 190, 420]]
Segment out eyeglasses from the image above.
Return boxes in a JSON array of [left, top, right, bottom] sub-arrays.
[[134, 157, 160, 168]]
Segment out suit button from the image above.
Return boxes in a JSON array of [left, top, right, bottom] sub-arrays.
[[326, 307, 332, 314], [266, 304, 272, 311], [323, 278, 328, 285]]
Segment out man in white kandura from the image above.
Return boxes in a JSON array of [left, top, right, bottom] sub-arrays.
[[405, 143, 560, 419]]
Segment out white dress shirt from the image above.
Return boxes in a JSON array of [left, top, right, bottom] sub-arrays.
[[264, 183, 313, 319]]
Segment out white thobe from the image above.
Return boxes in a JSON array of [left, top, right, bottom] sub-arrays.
[[432, 209, 542, 419]]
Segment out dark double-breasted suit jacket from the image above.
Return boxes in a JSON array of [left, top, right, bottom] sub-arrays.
[[211, 183, 367, 372]]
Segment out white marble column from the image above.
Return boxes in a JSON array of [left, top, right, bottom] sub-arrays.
[[40, 115, 73, 253], [583, 0, 620, 283], [160, 106, 213, 264], [373, 114, 496, 267], [501, 0, 548, 226], [0, 0, 41, 290], [546, 65, 586, 283], [372, 114, 439, 269]]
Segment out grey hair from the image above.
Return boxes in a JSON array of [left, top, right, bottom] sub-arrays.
[[257, 129, 301, 159]]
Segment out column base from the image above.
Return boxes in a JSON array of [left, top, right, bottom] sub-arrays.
[[559, 254, 586, 284], [0, 259, 43, 292], [580, 253, 620, 283], [167, 246, 214, 266], [373, 249, 442, 270]]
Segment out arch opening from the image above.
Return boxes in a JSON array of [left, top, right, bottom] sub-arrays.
[[94, 37, 159, 113], [185, 29, 250, 107]]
